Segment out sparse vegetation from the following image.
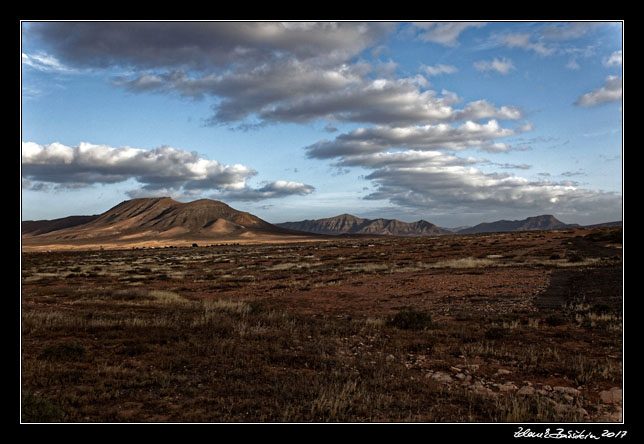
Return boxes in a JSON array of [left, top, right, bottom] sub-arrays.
[[21, 227, 623, 422], [386, 307, 434, 330]]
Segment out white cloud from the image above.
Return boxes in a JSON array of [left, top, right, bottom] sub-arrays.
[[261, 78, 521, 126], [566, 58, 581, 70], [331, 149, 484, 169], [574, 76, 622, 107], [212, 180, 315, 201], [22, 141, 256, 190], [540, 22, 599, 41], [413, 22, 486, 46], [359, 151, 621, 219], [22, 141, 313, 201], [421, 64, 458, 77], [114, 66, 521, 127], [474, 57, 516, 75], [28, 22, 524, 129], [603, 50, 622, 67], [22, 51, 74, 73], [499, 33, 554, 56], [299, 120, 620, 220], [305, 120, 522, 159]]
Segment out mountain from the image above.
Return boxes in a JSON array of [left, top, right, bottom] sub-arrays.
[[456, 215, 577, 234], [21, 197, 316, 250], [583, 221, 622, 228], [22, 201, 621, 251], [21, 215, 99, 236], [276, 214, 451, 236]]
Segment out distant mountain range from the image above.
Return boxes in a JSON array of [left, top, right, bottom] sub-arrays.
[[278, 214, 621, 236], [276, 214, 451, 236], [22, 197, 622, 250], [455, 215, 576, 234]]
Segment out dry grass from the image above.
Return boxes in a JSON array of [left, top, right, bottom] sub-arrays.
[[21, 228, 622, 423]]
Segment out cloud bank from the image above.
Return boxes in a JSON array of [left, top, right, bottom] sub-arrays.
[[305, 120, 523, 160], [575, 76, 622, 107], [23, 22, 621, 223], [21, 141, 314, 201], [26, 22, 523, 129]]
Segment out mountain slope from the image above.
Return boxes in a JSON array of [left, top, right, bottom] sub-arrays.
[[22, 215, 99, 236], [456, 215, 577, 234], [21, 197, 314, 250], [276, 214, 452, 236]]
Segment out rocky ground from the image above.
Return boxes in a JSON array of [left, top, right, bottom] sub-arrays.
[[21, 226, 623, 423]]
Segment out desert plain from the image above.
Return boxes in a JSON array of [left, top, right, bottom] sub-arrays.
[[20, 223, 623, 423]]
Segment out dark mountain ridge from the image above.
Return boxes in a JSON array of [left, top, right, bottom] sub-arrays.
[[21, 215, 100, 236], [276, 214, 452, 236], [456, 215, 577, 234]]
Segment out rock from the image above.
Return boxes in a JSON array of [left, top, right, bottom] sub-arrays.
[[472, 381, 486, 393], [598, 406, 622, 422], [599, 387, 622, 404], [496, 369, 511, 376], [497, 382, 518, 392], [517, 386, 535, 396], [553, 402, 571, 415], [463, 364, 480, 372], [554, 386, 580, 397], [432, 371, 453, 383]]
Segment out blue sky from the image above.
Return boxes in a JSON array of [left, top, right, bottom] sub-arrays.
[[21, 21, 622, 228]]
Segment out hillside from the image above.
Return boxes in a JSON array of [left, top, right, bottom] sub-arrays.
[[22, 215, 99, 236], [276, 214, 451, 236], [21, 197, 317, 250], [456, 215, 577, 234]]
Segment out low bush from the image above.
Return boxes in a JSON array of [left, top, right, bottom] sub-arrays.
[[484, 327, 507, 340], [22, 389, 65, 422], [37, 341, 86, 361], [386, 307, 433, 330]]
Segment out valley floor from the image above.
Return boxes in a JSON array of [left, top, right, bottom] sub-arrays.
[[21, 227, 623, 423]]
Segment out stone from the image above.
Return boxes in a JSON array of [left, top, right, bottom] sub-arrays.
[[463, 364, 480, 372], [497, 382, 518, 392], [432, 371, 453, 383], [554, 386, 580, 397], [598, 406, 622, 422], [472, 382, 486, 393], [599, 387, 622, 404], [517, 386, 535, 396]]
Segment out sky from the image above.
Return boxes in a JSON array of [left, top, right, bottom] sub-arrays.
[[21, 21, 623, 228]]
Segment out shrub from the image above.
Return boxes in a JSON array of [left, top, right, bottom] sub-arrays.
[[545, 314, 566, 326], [567, 252, 584, 263], [484, 327, 507, 340], [590, 303, 614, 315], [386, 307, 433, 330], [37, 341, 86, 361], [22, 389, 65, 422]]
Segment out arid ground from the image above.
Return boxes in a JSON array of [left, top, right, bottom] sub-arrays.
[[21, 226, 623, 423]]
